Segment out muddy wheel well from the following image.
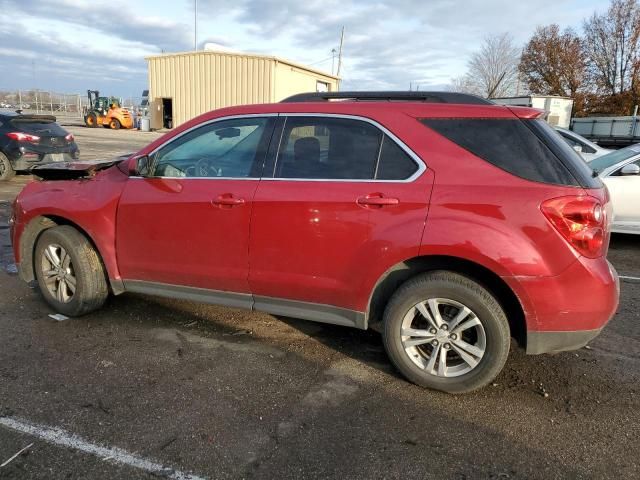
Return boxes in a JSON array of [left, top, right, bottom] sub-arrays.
[[367, 255, 527, 348], [19, 215, 117, 293]]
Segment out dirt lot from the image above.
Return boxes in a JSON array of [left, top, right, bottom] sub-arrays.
[[0, 126, 638, 479]]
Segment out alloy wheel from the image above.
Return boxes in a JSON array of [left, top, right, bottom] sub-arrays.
[[40, 243, 76, 303], [400, 298, 486, 377]]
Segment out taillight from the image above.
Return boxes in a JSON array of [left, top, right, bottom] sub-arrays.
[[6, 132, 40, 143], [65, 133, 74, 142], [541, 196, 607, 258]]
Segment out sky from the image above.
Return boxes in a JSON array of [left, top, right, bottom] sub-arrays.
[[0, 0, 608, 99]]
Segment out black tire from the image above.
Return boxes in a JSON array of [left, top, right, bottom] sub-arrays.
[[0, 152, 15, 181], [383, 271, 510, 394], [109, 119, 121, 130], [84, 113, 98, 128], [34, 226, 109, 316]]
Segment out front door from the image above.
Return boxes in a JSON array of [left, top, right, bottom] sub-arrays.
[[248, 115, 432, 318], [604, 158, 640, 232], [116, 115, 276, 298]]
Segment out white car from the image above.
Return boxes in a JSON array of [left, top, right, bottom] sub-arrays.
[[555, 127, 612, 162], [591, 145, 640, 235]]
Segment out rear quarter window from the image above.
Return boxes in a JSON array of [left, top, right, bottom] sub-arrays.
[[421, 118, 598, 187]]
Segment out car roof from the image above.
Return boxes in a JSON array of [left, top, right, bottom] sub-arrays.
[[0, 109, 21, 118], [190, 101, 543, 123]]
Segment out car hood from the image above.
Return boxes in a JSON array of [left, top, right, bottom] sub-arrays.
[[30, 154, 132, 180]]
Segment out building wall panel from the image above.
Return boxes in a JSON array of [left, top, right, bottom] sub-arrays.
[[147, 51, 338, 127]]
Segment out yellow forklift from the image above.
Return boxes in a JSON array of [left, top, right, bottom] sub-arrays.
[[83, 90, 133, 129]]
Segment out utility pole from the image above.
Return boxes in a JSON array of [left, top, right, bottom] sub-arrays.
[[194, 0, 198, 50], [331, 48, 337, 76], [336, 26, 345, 78]]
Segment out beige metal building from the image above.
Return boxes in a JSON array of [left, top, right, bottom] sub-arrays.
[[145, 50, 340, 129]]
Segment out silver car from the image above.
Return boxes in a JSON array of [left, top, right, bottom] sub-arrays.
[[591, 145, 640, 235], [555, 127, 612, 162]]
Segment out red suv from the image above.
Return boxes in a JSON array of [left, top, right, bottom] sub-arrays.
[[10, 92, 619, 393]]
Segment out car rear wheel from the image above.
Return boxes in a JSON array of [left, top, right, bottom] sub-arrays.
[[109, 119, 121, 130], [0, 152, 15, 181], [383, 271, 510, 393], [34, 226, 109, 316]]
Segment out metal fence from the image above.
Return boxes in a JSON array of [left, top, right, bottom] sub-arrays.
[[0, 89, 143, 118]]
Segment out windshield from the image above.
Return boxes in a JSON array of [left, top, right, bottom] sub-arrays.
[[590, 144, 640, 173]]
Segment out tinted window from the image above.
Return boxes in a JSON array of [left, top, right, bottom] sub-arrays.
[[422, 118, 580, 186], [275, 117, 381, 179], [590, 145, 640, 174], [10, 118, 67, 136], [527, 120, 602, 188], [376, 135, 419, 180], [611, 158, 640, 176], [152, 117, 271, 178], [558, 132, 595, 154]]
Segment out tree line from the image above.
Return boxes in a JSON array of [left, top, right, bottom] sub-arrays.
[[452, 0, 640, 117]]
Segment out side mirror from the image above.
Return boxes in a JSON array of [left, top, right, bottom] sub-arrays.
[[129, 155, 152, 177], [620, 163, 640, 176], [572, 145, 583, 154]]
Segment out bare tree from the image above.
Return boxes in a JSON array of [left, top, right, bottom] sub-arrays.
[[447, 75, 480, 95], [456, 33, 520, 98], [519, 25, 587, 97], [583, 0, 640, 95]]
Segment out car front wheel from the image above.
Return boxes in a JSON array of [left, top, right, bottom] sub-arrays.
[[383, 271, 510, 393], [34, 226, 109, 316], [0, 152, 15, 181]]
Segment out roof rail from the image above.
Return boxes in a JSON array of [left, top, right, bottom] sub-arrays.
[[281, 91, 494, 105]]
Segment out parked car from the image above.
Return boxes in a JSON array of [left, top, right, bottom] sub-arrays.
[[590, 145, 640, 235], [0, 110, 80, 181], [555, 127, 612, 162], [10, 91, 619, 393]]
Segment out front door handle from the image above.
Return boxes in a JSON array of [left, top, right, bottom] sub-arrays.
[[212, 193, 245, 207], [357, 194, 400, 207]]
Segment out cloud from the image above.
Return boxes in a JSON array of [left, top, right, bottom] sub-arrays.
[[0, 0, 608, 95], [209, 0, 597, 90], [0, 0, 190, 94]]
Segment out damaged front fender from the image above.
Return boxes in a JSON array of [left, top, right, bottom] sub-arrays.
[[30, 155, 131, 180]]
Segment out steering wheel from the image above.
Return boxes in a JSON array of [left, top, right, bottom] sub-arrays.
[[193, 157, 221, 177]]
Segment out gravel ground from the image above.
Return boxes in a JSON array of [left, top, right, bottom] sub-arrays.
[[0, 126, 638, 479]]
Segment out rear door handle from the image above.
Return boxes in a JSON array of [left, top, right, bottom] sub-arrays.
[[212, 193, 245, 207], [357, 194, 400, 207]]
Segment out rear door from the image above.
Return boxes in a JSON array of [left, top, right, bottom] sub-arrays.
[[116, 115, 276, 300], [248, 114, 432, 319]]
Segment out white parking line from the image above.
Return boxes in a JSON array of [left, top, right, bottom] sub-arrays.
[[619, 275, 640, 282], [0, 417, 206, 480]]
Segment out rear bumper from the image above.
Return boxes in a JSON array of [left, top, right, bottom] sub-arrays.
[[509, 257, 619, 354], [5, 144, 80, 171], [526, 328, 603, 354]]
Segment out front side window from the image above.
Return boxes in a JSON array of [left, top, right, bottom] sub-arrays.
[[273, 116, 420, 180], [152, 117, 271, 178]]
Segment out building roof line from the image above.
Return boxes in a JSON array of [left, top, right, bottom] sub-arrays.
[[145, 50, 340, 80]]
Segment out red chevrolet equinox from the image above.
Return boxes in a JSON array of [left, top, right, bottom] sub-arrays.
[[10, 92, 619, 393]]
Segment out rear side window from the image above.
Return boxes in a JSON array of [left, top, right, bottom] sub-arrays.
[[275, 117, 381, 179], [421, 118, 581, 186], [376, 136, 419, 180], [273, 116, 420, 180]]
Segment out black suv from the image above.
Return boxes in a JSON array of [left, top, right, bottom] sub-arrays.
[[0, 110, 80, 181]]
